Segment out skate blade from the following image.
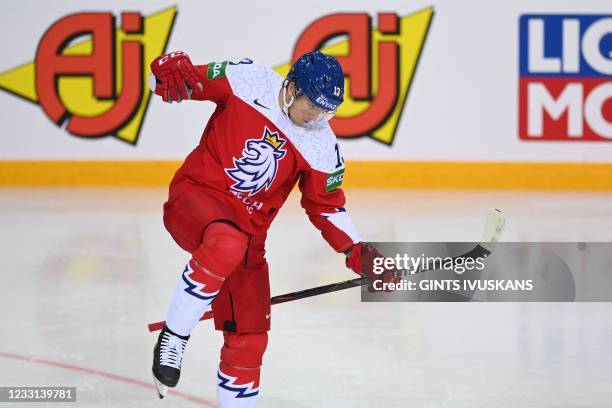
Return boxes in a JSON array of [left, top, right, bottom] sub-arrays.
[[153, 375, 168, 399]]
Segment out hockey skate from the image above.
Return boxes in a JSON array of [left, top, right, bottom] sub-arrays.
[[152, 325, 190, 398]]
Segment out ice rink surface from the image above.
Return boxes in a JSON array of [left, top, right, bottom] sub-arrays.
[[1, 188, 611, 407]]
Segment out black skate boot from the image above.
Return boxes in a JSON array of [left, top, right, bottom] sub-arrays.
[[152, 325, 190, 398]]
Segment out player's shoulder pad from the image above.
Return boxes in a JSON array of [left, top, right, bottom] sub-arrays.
[[204, 57, 263, 79], [287, 122, 344, 175], [222, 58, 282, 104]]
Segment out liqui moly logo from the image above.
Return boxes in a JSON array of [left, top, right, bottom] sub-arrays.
[[519, 15, 612, 141]]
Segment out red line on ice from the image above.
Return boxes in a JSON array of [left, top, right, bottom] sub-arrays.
[[0, 351, 216, 407]]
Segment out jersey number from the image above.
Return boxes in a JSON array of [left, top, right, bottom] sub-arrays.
[[334, 143, 344, 169], [229, 58, 253, 66]]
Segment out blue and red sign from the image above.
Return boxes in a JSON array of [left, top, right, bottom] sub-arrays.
[[519, 15, 612, 141]]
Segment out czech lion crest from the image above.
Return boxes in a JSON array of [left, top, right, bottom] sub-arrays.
[[226, 127, 286, 196]]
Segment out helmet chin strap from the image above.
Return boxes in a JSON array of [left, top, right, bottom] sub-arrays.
[[281, 80, 295, 118], [281, 79, 336, 126]]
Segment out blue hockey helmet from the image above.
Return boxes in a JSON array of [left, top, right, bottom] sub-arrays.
[[285, 51, 345, 113]]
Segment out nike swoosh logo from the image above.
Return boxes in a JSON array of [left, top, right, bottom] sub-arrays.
[[265, 313, 271, 319], [254, 99, 269, 110]]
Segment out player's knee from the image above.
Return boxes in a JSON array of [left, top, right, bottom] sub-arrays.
[[192, 222, 248, 277], [220, 332, 268, 368]]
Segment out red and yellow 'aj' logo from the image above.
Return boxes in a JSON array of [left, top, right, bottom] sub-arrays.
[[0, 7, 176, 144], [275, 8, 433, 145]]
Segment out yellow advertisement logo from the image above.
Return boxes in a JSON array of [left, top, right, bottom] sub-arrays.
[[275, 8, 433, 145], [0, 7, 176, 144]]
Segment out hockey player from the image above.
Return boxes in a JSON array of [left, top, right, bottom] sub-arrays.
[[150, 50, 389, 407]]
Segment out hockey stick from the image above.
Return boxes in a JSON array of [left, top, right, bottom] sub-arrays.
[[148, 208, 505, 332]]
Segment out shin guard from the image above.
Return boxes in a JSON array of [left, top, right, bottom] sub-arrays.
[[217, 332, 268, 408], [166, 222, 248, 336]]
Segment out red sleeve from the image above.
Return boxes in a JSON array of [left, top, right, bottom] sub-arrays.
[[299, 168, 361, 253], [188, 63, 233, 105]]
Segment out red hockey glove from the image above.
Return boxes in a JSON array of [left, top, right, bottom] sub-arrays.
[[150, 51, 204, 103], [345, 243, 399, 292]]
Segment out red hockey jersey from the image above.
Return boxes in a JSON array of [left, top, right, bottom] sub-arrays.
[[166, 58, 360, 253]]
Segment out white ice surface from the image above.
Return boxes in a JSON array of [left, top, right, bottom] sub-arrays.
[[1, 188, 611, 407]]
